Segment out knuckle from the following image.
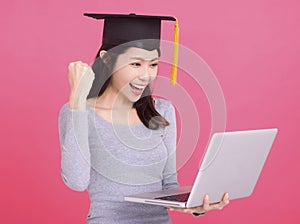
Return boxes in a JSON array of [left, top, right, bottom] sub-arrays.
[[68, 62, 74, 70], [75, 62, 81, 68]]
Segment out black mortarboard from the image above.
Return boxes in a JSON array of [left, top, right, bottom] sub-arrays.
[[84, 13, 179, 85]]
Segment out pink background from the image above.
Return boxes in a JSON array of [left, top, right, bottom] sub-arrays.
[[1, 0, 299, 223]]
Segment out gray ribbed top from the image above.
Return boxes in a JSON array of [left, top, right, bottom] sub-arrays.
[[58, 98, 179, 224]]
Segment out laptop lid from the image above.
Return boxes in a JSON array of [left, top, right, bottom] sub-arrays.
[[186, 128, 278, 207]]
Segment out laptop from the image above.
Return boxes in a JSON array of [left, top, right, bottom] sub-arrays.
[[124, 128, 278, 208]]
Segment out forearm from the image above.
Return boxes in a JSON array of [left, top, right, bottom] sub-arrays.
[[59, 103, 91, 191], [61, 146, 90, 191], [161, 101, 179, 190], [162, 151, 179, 190]]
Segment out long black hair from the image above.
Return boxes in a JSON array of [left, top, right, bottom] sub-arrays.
[[87, 39, 170, 129]]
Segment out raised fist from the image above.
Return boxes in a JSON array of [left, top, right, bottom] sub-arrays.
[[68, 61, 95, 110], [68, 61, 95, 99]]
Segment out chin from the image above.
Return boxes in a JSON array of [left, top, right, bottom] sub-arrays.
[[124, 87, 147, 103], [127, 94, 142, 103]]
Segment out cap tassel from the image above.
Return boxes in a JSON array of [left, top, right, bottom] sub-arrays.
[[171, 18, 179, 85]]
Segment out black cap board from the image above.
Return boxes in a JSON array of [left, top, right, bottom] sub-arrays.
[[84, 13, 179, 85], [84, 13, 175, 45]]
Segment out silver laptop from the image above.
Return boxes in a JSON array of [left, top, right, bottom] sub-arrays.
[[124, 128, 278, 208]]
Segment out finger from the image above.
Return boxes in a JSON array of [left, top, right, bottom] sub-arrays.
[[222, 192, 230, 204], [183, 208, 195, 214], [170, 207, 186, 212], [75, 61, 84, 67], [70, 61, 83, 67], [209, 193, 229, 210], [68, 62, 74, 68], [68, 62, 77, 72], [224, 192, 229, 200], [202, 194, 210, 211], [81, 62, 89, 67], [74, 63, 89, 76], [167, 207, 182, 212], [217, 192, 230, 208], [167, 207, 192, 213]]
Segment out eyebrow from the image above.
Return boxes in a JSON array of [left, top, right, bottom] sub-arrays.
[[130, 57, 159, 62]]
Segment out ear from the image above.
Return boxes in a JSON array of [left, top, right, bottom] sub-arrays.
[[99, 50, 107, 59], [99, 50, 110, 64]]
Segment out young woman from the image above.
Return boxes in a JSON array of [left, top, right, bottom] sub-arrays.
[[59, 13, 229, 224]]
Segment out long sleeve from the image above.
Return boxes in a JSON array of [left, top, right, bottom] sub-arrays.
[[58, 103, 91, 191], [160, 101, 180, 190]]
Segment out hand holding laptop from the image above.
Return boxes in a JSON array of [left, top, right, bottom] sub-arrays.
[[166, 192, 230, 216]]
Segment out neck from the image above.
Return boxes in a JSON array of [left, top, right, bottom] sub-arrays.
[[95, 85, 134, 110]]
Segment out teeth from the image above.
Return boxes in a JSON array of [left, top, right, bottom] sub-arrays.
[[130, 83, 145, 90]]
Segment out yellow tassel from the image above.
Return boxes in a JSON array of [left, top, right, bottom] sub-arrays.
[[171, 18, 179, 85]]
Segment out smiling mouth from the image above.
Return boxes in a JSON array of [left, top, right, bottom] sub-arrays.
[[129, 83, 147, 95], [129, 83, 147, 90]]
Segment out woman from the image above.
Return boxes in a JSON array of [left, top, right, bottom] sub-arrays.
[[59, 13, 229, 223]]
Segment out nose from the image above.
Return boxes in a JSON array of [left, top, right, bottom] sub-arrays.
[[138, 66, 151, 82], [138, 65, 156, 82]]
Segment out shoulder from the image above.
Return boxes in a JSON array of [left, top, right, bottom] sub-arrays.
[[154, 98, 175, 117], [59, 102, 70, 114], [59, 101, 89, 117]]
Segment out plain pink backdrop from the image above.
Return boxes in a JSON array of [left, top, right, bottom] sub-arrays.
[[1, 0, 299, 223]]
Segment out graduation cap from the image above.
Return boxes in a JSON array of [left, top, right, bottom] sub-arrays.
[[84, 13, 179, 85]]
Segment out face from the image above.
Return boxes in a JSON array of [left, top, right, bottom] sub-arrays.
[[106, 47, 159, 102]]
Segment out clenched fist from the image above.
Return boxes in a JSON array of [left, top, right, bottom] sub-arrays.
[[68, 61, 95, 110]]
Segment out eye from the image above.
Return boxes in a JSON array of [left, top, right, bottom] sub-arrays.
[[150, 63, 158, 68], [130, 62, 141, 67]]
